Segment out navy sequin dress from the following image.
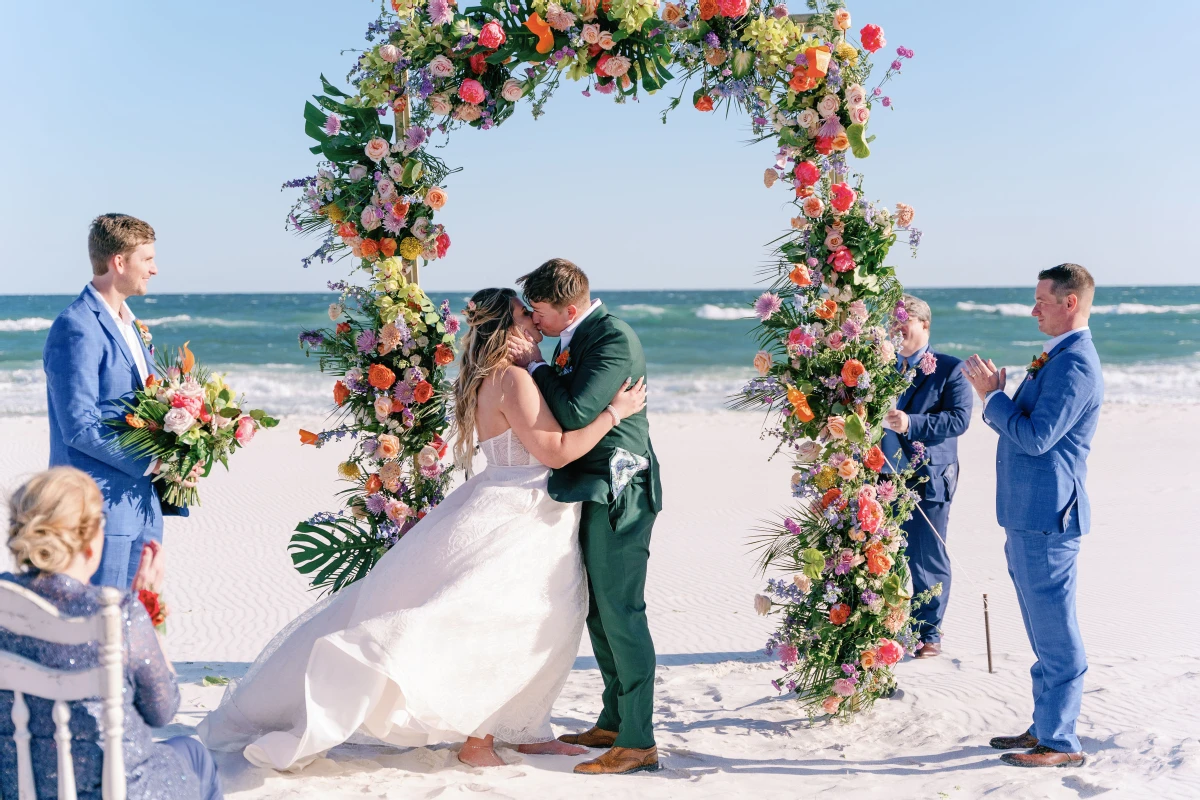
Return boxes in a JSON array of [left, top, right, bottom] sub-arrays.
[[0, 572, 200, 800]]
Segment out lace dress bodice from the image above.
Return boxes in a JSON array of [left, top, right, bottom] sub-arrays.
[[479, 428, 542, 468]]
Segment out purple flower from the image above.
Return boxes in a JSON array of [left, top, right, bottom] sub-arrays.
[[427, 0, 454, 26], [840, 319, 862, 339], [779, 644, 799, 666], [404, 126, 427, 152], [356, 330, 378, 354], [919, 350, 937, 375], [770, 4, 789, 18], [873, 87, 882, 96], [445, 315, 461, 335], [365, 494, 388, 516], [754, 292, 783, 321], [784, 518, 803, 536], [705, 32, 720, 47], [324, 114, 341, 136], [891, 59, 903, 71], [881, 96, 892, 107], [894, 301, 909, 322], [299, 330, 324, 347]]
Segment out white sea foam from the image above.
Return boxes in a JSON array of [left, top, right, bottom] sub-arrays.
[[960, 300, 1200, 317], [618, 304, 667, 316], [695, 304, 756, 321], [141, 314, 262, 328], [956, 301, 1032, 317], [0, 318, 53, 333]]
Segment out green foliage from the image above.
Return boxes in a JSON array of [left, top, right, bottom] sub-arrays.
[[289, 518, 387, 596]]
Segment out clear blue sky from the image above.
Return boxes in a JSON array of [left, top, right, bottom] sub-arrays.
[[1, 1, 1195, 294]]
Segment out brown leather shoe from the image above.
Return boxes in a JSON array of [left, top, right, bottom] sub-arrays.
[[557, 727, 618, 749], [989, 731, 1039, 750], [913, 641, 941, 659], [1001, 745, 1085, 768], [573, 746, 659, 775]]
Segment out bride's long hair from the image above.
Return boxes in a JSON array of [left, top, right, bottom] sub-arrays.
[[451, 288, 519, 472]]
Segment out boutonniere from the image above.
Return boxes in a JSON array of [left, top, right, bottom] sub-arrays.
[[555, 348, 573, 376], [1026, 351, 1050, 380], [136, 320, 155, 355]]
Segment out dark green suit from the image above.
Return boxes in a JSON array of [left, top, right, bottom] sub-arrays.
[[531, 303, 661, 749]]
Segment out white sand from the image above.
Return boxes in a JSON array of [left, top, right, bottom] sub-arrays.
[[2, 406, 1197, 799]]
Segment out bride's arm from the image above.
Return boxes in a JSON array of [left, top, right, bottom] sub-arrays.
[[500, 367, 645, 469]]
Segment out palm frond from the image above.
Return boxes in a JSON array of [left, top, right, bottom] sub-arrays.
[[289, 518, 385, 595]]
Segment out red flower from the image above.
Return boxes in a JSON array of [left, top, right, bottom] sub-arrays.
[[337, 222, 357, 239], [826, 246, 856, 273], [877, 638, 904, 665], [431, 434, 449, 458], [864, 446, 886, 472], [458, 79, 486, 105], [860, 23, 886, 53], [138, 589, 167, 628], [478, 20, 507, 49], [434, 343, 455, 366], [793, 160, 820, 186], [436, 232, 451, 258], [829, 603, 851, 625], [333, 381, 351, 406], [468, 53, 489, 75], [814, 136, 834, 155], [595, 53, 613, 78], [694, 94, 714, 112], [829, 182, 857, 213], [336, 322, 352, 335]]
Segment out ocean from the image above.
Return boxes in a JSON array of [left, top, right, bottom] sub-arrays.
[[5, 286, 1199, 416]]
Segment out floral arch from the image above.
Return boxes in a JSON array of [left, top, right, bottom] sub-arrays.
[[289, 0, 924, 718]]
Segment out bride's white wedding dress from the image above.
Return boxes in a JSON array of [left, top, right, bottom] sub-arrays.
[[196, 428, 587, 770]]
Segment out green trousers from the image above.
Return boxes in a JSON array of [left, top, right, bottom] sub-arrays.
[[579, 482, 657, 750]]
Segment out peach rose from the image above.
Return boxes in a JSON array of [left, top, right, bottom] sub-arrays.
[[822, 695, 843, 715], [833, 8, 851, 30], [377, 433, 401, 459], [859, 649, 877, 669], [365, 137, 390, 162], [425, 187, 447, 210], [374, 396, 393, 421], [427, 93, 452, 116], [838, 458, 859, 479], [831, 132, 850, 151], [662, 2, 683, 23], [753, 350, 772, 375], [865, 543, 893, 576], [826, 415, 847, 439], [802, 196, 824, 218], [792, 573, 812, 593], [895, 202, 915, 227], [417, 444, 440, 468], [579, 0, 599, 19], [598, 31, 615, 50], [581, 22, 600, 43], [879, 338, 896, 362], [705, 48, 727, 67]]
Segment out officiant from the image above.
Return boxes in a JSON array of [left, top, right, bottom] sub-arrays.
[[881, 295, 974, 658]]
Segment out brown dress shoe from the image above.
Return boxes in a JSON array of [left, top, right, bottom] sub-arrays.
[[573, 746, 659, 775], [989, 731, 1039, 750], [913, 641, 941, 659], [1001, 745, 1085, 768], [557, 727, 618, 749]]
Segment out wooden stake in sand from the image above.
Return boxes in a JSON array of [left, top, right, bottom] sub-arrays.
[[983, 593, 993, 674]]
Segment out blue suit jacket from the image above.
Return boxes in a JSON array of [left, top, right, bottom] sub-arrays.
[[984, 330, 1103, 534], [43, 288, 164, 543], [892, 351, 974, 502]]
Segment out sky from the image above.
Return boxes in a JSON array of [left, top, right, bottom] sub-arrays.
[[1, 0, 1197, 294]]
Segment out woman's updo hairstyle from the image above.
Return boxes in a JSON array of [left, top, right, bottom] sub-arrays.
[[7, 467, 105, 573]]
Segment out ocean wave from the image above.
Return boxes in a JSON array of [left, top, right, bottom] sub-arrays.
[[956, 301, 1031, 317], [959, 300, 1200, 317], [618, 304, 666, 316], [695, 304, 756, 321], [141, 314, 263, 328], [0, 318, 53, 333]]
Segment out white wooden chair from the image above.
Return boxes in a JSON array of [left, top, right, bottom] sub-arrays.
[[0, 581, 126, 800]]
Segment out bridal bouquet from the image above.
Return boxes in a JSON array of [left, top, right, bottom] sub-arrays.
[[110, 343, 279, 507]]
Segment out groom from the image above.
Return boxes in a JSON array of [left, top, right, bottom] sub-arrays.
[[510, 258, 662, 775], [43, 214, 172, 590], [962, 263, 1102, 768]]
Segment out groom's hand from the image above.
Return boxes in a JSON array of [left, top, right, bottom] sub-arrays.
[[507, 330, 540, 368], [962, 355, 1005, 401]]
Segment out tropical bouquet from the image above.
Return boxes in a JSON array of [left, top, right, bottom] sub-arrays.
[[109, 343, 279, 508], [290, 260, 458, 594]]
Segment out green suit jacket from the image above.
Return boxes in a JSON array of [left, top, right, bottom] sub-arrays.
[[532, 304, 662, 511]]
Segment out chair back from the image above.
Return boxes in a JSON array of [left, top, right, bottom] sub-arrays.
[[0, 581, 126, 800]]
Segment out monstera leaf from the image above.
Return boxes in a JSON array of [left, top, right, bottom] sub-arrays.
[[290, 518, 385, 595]]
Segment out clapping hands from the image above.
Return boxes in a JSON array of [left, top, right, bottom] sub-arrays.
[[962, 354, 1006, 401]]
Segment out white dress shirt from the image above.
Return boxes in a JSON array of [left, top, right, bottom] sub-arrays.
[[984, 325, 1090, 412], [526, 298, 603, 374], [88, 283, 150, 383]]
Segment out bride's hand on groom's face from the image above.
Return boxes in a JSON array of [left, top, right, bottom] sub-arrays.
[[609, 377, 647, 419], [507, 329, 539, 367]]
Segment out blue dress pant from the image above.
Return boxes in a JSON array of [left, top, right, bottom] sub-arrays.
[[1004, 527, 1087, 753], [164, 736, 224, 800], [903, 497, 952, 644], [92, 528, 160, 590]]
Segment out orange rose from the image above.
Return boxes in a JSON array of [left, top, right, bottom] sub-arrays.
[[555, 349, 570, 369], [865, 543, 893, 576], [299, 429, 320, 445], [379, 238, 397, 258], [841, 358, 866, 387], [368, 364, 396, 390], [333, 380, 350, 406], [125, 414, 146, 429], [365, 474, 383, 494], [819, 487, 842, 509], [377, 433, 400, 459], [815, 299, 838, 320], [864, 446, 885, 472], [413, 380, 434, 403], [789, 265, 812, 287], [391, 201, 410, 220], [859, 649, 877, 669], [337, 222, 357, 239], [786, 386, 815, 422], [829, 603, 851, 625], [425, 187, 447, 210], [144, 374, 159, 391], [336, 322, 352, 335], [698, 0, 718, 19], [832, 133, 850, 151], [694, 94, 714, 112], [360, 238, 379, 258], [434, 343, 455, 366]]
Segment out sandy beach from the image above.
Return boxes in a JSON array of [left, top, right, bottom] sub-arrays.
[[1, 405, 1196, 799]]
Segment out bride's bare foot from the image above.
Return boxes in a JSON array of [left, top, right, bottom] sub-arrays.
[[458, 736, 505, 768], [517, 740, 589, 756]]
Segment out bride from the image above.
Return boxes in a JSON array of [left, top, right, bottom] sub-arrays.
[[197, 287, 646, 769]]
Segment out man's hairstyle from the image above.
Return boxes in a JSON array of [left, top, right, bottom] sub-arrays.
[[88, 214, 155, 276], [902, 294, 932, 324], [1038, 263, 1095, 305], [516, 258, 590, 308]]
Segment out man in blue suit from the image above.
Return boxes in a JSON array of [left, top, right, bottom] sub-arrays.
[[43, 214, 169, 590], [880, 295, 973, 660], [963, 263, 1102, 769]]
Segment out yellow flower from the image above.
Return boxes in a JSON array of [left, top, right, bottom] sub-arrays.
[[399, 236, 422, 260], [338, 461, 361, 480], [320, 204, 346, 223], [814, 466, 838, 491], [835, 40, 858, 65]]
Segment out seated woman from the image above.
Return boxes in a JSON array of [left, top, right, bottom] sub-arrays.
[[0, 467, 223, 800]]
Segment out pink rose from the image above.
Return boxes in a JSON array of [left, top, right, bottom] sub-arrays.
[[849, 300, 868, 320], [478, 20, 507, 49], [162, 407, 195, 436], [829, 182, 857, 213], [879, 338, 896, 362], [827, 246, 856, 272], [501, 79, 524, 102], [717, 0, 749, 17], [348, 164, 368, 182], [857, 496, 883, 533], [824, 230, 844, 250], [877, 638, 904, 665], [429, 55, 455, 78], [832, 678, 855, 697], [376, 178, 397, 202], [365, 138, 390, 162], [817, 94, 840, 118], [850, 105, 870, 125], [797, 109, 819, 131], [379, 44, 401, 63], [385, 499, 411, 524], [170, 393, 202, 417], [458, 79, 486, 105], [826, 331, 845, 351], [427, 93, 452, 116], [598, 31, 615, 50], [361, 205, 382, 231], [234, 415, 257, 445], [581, 23, 600, 43], [844, 83, 866, 108]]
